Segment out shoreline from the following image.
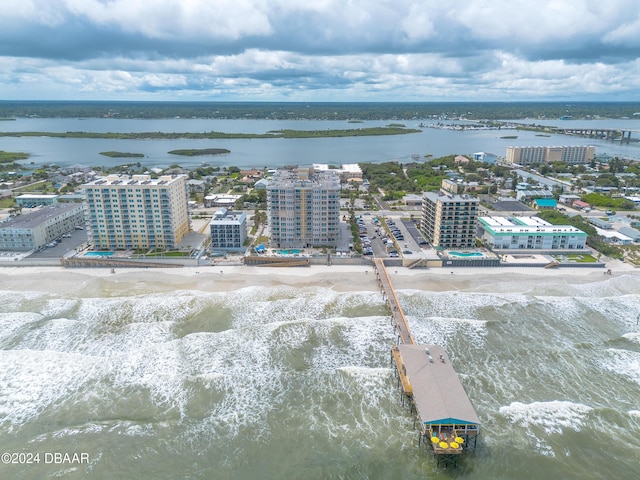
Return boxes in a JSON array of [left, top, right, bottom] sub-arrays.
[[1, 260, 636, 296]]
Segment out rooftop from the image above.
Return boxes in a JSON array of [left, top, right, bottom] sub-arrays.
[[1, 204, 84, 229], [479, 216, 587, 236], [399, 344, 480, 426], [84, 174, 186, 187]]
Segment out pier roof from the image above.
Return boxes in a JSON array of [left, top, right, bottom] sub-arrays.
[[399, 344, 480, 426]]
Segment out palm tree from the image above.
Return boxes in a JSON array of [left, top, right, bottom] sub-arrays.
[[8, 204, 22, 216]]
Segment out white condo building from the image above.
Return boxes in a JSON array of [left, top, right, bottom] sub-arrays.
[[478, 216, 588, 250], [209, 208, 247, 252], [267, 168, 341, 248], [83, 174, 189, 251], [505, 146, 595, 165]]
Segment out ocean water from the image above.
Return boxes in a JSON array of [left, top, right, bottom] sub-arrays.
[[1, 274, 639, 479]]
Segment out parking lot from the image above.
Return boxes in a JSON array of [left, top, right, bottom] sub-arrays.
[[27, 229, 89, 259], [356, 214, 430, 259]]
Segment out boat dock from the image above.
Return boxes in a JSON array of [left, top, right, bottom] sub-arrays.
[[373, 259, 480, 468]]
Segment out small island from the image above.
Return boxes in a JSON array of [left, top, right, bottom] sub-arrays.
[[168, 148, 231, 156], [0, 150, 29, 161], [0, 125, 421, 140], [99, 151, 145, 158]]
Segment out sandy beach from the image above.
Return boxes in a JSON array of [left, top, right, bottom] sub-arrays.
[[1, 258, 636, 296]]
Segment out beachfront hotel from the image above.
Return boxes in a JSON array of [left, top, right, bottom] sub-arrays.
[[82, 174, 189, 251], [478, 216, 588, 250], [266, 167, 341, 248], [421, 192, 479, 249], [208, 207, 247, 252], [505, 145, 595, 166]]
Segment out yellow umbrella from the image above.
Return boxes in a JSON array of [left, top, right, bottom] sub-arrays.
[[450, 441, 460, 449], [430, 437, 439, 444], [439, 441, 449, 449], [455, 436, 464, 444]]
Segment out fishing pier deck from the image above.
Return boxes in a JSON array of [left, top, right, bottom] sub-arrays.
[[373, 259, 480, 468]]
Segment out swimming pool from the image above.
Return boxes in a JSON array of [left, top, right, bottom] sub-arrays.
[[275, 249, 303, 255], [449, 251, 483, 257], [84, 251, 115, 257]]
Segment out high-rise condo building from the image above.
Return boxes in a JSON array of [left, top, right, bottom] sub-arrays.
[[83, 174, 189, 251], [505, 146, 595, 166], [421, 192, 479, 249], [267, 167, 341, 248]]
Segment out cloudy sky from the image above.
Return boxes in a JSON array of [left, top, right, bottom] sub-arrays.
[[2, 0, 640, 102]]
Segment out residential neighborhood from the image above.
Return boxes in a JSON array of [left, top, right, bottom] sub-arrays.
[[1, 148, 639, 269]]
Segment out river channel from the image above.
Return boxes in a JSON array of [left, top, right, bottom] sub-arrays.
[[1, 117, 639, 171]]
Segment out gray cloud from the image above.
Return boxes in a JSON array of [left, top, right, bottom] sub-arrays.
[[1, 0, 639, 100]]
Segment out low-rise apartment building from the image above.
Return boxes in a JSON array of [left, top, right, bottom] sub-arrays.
[[0, 204, 85, 251], [478, 216, 587, 250]]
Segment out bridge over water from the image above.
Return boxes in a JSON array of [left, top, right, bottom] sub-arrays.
[[555, 127, 639, 142]]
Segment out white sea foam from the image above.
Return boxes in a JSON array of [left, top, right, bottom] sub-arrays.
[[0, 349, 106, 428], [75, 291, 210, 326], [574, 293, 640, 328], [408, 315, 488, 347], [0, 290, 45, 313], [400, 289, 529, 320], [597, 348, 640, 385], [533, 295, 588, 323], [38, 298, 81, 319], [498, 400, 594, 456], [17, 318, 88, 352], [0, 312, 44, 347], [622, 332, 640, 344], [499, 400, 593, 435], [220, 285, 370, 329]]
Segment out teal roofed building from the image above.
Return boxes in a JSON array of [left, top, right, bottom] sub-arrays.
[[478, 215, 587, 250], [534, 198, 558, 210]]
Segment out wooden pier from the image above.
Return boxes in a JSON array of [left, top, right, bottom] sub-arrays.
[[373, 259, 480, 468], [373, 258, 415, 345]]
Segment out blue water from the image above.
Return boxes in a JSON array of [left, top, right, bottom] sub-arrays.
[[449, 251, 483, 257], [83, 252, 114, 257], [275, 249, 303, 255], [2, 117, 639, 171]]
